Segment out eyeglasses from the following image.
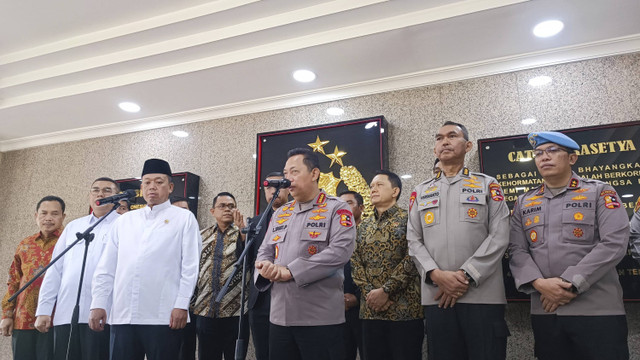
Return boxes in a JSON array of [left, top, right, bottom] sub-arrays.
[[533, 146, 569, 158], [214, 204, 236, 210], [90, 187, 116, 195]]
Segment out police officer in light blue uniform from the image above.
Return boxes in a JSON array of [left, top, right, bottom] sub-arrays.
[[509, 131, 630, 360]]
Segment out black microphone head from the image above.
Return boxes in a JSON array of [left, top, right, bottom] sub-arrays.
[[281, 179, 291, 187], [124, 189, 137, 198]]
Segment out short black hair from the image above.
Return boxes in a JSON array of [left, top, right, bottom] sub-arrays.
[[92, 177, 120, 192], [37, 196, 66, 213], [339, 190, 364, 206], [265, 171, 284, 178], [443, 121, 469, 141], [375, 170, 402, 200], [286, 148, 320, 173], [212, 192, 236, 208], [170, 196, 189, 204]]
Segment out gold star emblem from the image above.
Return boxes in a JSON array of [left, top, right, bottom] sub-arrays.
[[307, 136, 330, 154], [326, 146, 347, 167], [319, 172, 342, 196]]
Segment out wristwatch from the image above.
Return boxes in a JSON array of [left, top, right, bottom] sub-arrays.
[[461, 270, 476, 285]]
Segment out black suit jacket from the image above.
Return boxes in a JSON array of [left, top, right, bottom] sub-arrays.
[[247, 208, 274, 310]]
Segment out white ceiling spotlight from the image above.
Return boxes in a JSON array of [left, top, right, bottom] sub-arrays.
[[118, 101, 140, 113], [172, 130, 189, 138], [621, 194, 634, 198], [365, 122, 378, 129], [292, 69, 316, 83], [528, 75, 552, 87], [401, 174, 412, 179], [533, 20, 564, 38], [326, 107, 344, 116], [521, 118, 537, 125]]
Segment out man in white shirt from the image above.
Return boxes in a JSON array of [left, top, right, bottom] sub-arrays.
[[34, 177, 121, 360], [89, 159, 202, 360]]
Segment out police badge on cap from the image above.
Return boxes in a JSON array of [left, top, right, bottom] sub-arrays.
[[142, 158, 172, 177], [527, 131, 580, 150]]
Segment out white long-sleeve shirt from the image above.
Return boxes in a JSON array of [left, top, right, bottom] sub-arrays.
[[90, 200, 202, 325], [36, 211, 119, 325]]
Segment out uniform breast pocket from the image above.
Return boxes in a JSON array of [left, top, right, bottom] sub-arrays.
[[459, 194, 487, 224], [300, 228, 328, 258], [418, 200, 440, 228], [562, 207, 595, 244], [522, 212, 545, 248]]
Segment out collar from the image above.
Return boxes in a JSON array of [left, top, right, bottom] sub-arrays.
[[295, 190, 327, 213], [89, 210, 119, 225], [436, 166, 470, 184], [38, 228, 62, 242], [537, 172, 581, 195], [213, 222, 238, 235], [374, 204, 399, 221], [143, 199, 171, 215]]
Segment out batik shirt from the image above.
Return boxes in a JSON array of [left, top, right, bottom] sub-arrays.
[[2, 229, 61, 330], [352, 205, 423, 321]]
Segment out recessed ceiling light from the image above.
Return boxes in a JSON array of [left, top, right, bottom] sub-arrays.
[[621, 194, 634, 198], [401, 174, 412, 179], [528, 76, 552, 87], [172, 131, 189, 138], [326, 107, 344, 116], [293, 69, 316, 83], [365, 122, 378, 129], [521, 118, 537, 125], [118, 102, 141, 113], [533, 20, 564, 38]]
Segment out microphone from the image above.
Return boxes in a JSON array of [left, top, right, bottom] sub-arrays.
[[95, 189, 137, 206], [263, 179, 291, 188]]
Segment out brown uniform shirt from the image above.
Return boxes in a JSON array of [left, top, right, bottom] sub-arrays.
[[255, 191, 356, 326], [509, 173, 629, 315]]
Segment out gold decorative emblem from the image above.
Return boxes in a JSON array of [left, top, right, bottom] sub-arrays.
[[307, 136, 330, 154]]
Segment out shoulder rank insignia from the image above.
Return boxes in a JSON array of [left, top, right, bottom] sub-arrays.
[[569, 178, 579, 188], [316, 193, 327, 204], [409, 191, 417, 211]]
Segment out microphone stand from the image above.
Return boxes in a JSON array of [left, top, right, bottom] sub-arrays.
[[215, 186, 282, 360], [9, 202, 120, 360]]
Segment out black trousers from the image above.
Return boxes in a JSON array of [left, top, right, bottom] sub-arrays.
[[196, 315, 249, 360], [249, 294, 270, 360], [179, 311, 197, 360], [53, 324, 109, 360], [361, 319, 423, 360], [343, 309, 363, 360], [109, 324, 182, 360], [531, 314, 629, 360], [424, 304, 509, 360], [12, 329, 53, 360], [270, 323, 344, 360]]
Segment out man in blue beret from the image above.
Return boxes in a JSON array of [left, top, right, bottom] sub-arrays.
[[509, 131, 630, 360]]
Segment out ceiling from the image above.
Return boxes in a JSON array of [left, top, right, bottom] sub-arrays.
[[1, 0, 639, 151]]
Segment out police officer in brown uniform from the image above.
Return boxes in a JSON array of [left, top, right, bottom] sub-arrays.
[[407, 121, 511, 360], [509, 131, 630, 360], [255, 147, 356, 360]]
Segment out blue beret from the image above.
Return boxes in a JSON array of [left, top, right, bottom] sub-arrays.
[[527, 132, 579, 150]]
